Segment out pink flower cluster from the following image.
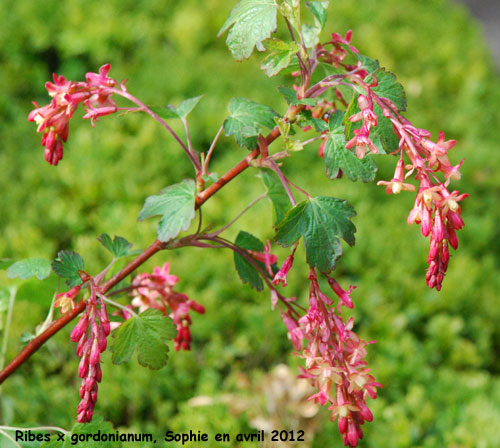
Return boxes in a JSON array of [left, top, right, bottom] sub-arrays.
[[345, 94, 379, 159], [28, 64, 118, 165], [130, 263, 205, 351], [69, 286, 110, 423], [371, 96, 468, 290], [274, 262, 380, 447]]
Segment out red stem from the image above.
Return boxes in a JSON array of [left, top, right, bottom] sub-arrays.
[[0, 105, 302, 385]]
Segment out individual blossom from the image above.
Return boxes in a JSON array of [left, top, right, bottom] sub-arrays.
[[345, 125, 378, 159], [272, 243, 298, 287], [377, 154, 416, 195], [54, 285, 81, 313], [348, 95, 377, 131]]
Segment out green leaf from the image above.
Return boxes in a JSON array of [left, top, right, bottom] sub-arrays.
[[233, 231, 265, 291], [278, 86, 317, 106], [367, 68, 407, 111], [302, 24, 321, 48], [218, 0, 278, 61], [224, 97, 278, 149], [111, 309, 176, 370], [324, 111, 378, 182], [358, 54, 380, 74], [7, 258, 51, 280], [150, 95, 203, 120], [259, 170, 291, 226], [149, 105, 179, 120], [176, 95, 204, 119], [51, 251, 84, 287], [306, 1, 329, 29], [275, 197, 356, 272], [97, 234, 133, 258], [137, 179, 196, 242], [261, 39, 300, 77]]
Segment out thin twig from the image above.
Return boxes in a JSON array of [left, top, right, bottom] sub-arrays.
[[204, 125, 224, 175], [110, 88, 201, 172], [268, 159, 297, 206], [206, 193, 267, 238]]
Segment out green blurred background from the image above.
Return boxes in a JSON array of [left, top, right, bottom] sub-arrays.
[[0, 0, 499, 446]]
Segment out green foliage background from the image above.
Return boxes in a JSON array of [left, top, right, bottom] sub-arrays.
[[0, 0, 499, 447]]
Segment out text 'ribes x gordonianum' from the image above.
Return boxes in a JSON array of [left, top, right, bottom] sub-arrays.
[[1, 1, 467, 446]]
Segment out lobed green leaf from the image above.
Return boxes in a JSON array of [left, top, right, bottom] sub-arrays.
[[275, 197, 356, 272], [51, 251, 84, 287], [224, 97, 278, 149], [111, 309, 176, 370], [137, 179, 196, 242], [218, 0, 278, 61], [7, 258, 52, 280], [97, 233, 134, 258], [261, 39, 300, 77]]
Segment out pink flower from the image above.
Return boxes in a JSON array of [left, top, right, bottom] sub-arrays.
[[247, 240, 278, 277], [28, 65, 118, 164], [54, 285, 81, 313], [272, 245, 297, 287], [377, 156, 416, 194], [345, 126, 378, 159]]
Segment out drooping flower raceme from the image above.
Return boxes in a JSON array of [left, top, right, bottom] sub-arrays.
[[274, 267, 380, 447], [68, 284, 110, 423], [28, 64, 119, 165]]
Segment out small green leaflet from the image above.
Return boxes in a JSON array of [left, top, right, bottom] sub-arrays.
[[111, 309, 176, 370], [40, 415, 121, 448], [261, 38, 300, 77], [324, 111, 377, 182], [279, 0, 301, 30], [301, 1, 329, 48], [137, 179, 196, 242], [149, 95, 203, 120], [275, 197, 356, 272], [233, 231, 266, 291], [259, 170, 291, 226], [278, 86, 317, 106], [218, 0, 278, 61], [97, 234, 134, 258], [7, 258, 52, 280], [224, 97, 278, 149], [52, 251, 84, 287], [306, 1, 329, 29]]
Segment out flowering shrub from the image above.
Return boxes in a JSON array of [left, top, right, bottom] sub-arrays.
[[0, 1, 467, 446]]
